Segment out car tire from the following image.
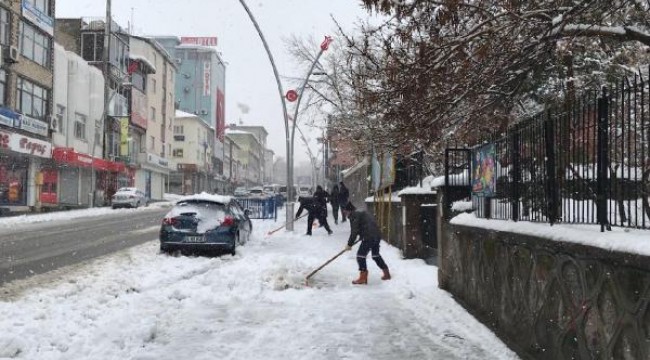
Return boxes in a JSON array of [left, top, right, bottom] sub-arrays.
[[230, 234, 238, 256], [112, 205, 117, 209]]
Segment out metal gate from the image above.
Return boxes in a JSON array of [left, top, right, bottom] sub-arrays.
[[236, 197, 277, 220], [59, 168, 79, 205]]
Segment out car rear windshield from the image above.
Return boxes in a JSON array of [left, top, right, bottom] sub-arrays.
[[170, 201, 228, 233]]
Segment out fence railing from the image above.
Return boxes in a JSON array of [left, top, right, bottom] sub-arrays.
[[452, 67, 650, 231], [236, 197, 278, 220]]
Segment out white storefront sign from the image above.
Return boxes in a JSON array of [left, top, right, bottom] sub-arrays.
[[147, 153, 170, 169], [20, 115, 49, 136], [203, 62, 211, 96], [0, 129, 52, 158]]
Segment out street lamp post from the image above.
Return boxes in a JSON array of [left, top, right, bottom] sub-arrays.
[[238, 0, 294, 229], [237, 0, 332, 231]]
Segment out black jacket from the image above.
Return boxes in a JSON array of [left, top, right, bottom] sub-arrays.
[[295, 196, 317, 218], [313, 188, 329, 209], [347, 210, 382, 247], [338, 184, 349, 205], [330, 187, 340, 206]]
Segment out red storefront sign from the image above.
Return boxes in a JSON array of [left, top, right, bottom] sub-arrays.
[[52, 148, 127, 173]]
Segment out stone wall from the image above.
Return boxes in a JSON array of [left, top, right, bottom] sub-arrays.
[[439, 221, 650, 359]]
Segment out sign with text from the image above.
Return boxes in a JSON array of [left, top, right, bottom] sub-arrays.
[[130, 89, 149, 129], [203, 62, 211, 96], [180, 37, 218, 47], [20, 115, 49, 136], [22, 0, 54, 36], [0, 107, 21, 128], [119, 117, 129, 156], [0, 129, 52, 158]]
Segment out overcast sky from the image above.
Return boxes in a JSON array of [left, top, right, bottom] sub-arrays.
[[56, 0, 375, 165]]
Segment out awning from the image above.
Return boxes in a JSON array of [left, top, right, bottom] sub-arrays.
[[52, 147, 127, 173]]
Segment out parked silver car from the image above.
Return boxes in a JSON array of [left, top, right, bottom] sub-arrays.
[[112, 187, 148, 209]]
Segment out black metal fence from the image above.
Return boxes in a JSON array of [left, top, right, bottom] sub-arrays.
[[454, 68, 650, 231]]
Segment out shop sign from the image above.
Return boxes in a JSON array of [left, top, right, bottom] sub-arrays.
[[180, 37, 218, 47], [22, 0, 54, 36], [20, 115, 49, 136], [203, 62, 211, 96], [119, 117, 129, 156], [130, 90, 148, 129], [0, 129, 51, 158], [0, 107, 21, 128], [147, 153, 169, 168], [177, 163, 197, 172]]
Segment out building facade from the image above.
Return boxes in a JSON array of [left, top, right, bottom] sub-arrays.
[[0, 0, 56, 213], [152, 36, 226, 190], [55, 17, 134, 200], [225, 130, 262, 188], [169, 110, 213, 194], [129, 35, 177, 200]]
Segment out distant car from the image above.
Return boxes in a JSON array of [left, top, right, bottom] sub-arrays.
[[112, 187, 147, 209], [159, 193, 253, 256], [248, 187, 265, 197], [234, 187, 249, 197], [297, 186, 311, 197]]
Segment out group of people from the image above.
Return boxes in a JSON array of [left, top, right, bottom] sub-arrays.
[[295, 181, 391, 285]]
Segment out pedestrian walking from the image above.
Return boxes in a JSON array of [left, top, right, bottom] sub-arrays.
[[330, 184, 340, 224], [338, 181, 350, 223], [342, 202, 391, 284]]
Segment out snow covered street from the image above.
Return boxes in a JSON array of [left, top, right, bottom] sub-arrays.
[[0, 207, 518, 360]]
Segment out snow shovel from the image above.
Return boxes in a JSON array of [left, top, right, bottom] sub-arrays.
[[266, 213, 309, 236], [305, 240, 360, 286]]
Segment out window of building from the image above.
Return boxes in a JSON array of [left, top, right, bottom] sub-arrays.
[[16, 77, 49, 120], [174, 125, 183, 134], [151, 79, 156, 94], [25, 0, 52, 16], [74, 113, 87, 140], [0, 7, 10, 47], [19, 21, 52, 68], [0, 156, 28, 206], [81, 32, 103, 62], [150, 106, 156, 122], [149, 136, 155, 150], [172, 149, 183, 157], [94, 119, 101, 145], [55, 104, 65, 132]]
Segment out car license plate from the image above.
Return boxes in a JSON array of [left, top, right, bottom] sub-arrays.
[[185, 236, 205, 243]]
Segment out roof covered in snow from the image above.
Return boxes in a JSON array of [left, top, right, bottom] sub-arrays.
[[176, 192, 232, 205]]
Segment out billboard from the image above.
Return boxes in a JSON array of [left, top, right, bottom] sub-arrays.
[[130, 89, 148, 129], [180, 37, 218, 47], [203, 62, 211, 96]]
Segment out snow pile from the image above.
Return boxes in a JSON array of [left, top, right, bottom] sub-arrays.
[[451, 212, 650, 257], [451, 201, 473, 212], [0, 208, 518, 359], [0, 203, 170, 227]]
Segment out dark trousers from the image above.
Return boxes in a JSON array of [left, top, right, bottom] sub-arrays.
[[306, 211, 332, 234], [331, 203, 339, 223], [356, 239, 388, 272]]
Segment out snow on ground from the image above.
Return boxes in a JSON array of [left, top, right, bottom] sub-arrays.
[[0, 202, 171, 227], [0, 207, 518, 360]]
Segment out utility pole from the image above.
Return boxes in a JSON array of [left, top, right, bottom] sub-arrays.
[[89, 0, 111, 207]]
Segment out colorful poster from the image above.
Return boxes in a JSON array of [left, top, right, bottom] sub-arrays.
[[119, 117, 129, 156], [380, 152, 395, 189], [471, 144, 496, 196]]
